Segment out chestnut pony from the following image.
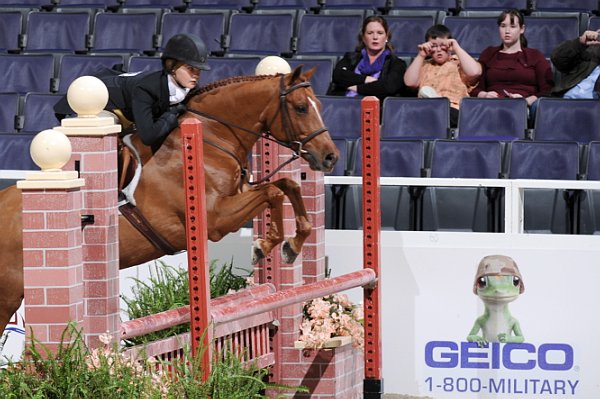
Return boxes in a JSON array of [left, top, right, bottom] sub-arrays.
[[0, 66, 338, 334]]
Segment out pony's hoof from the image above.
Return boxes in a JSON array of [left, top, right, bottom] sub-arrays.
[[251, 242, 265, 265], [281, 241, 299, 264]]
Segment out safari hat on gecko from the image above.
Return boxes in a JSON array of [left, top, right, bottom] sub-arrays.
[[472, 255, 525, 294]]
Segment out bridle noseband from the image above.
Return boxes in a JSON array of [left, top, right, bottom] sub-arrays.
[[185, 75, 329, 185]]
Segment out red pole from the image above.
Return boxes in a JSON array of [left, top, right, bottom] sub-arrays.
[[361, 97, 383, 398], [181, 118, 211, 381]]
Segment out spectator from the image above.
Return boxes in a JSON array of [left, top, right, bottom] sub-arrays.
[[471, 9, 553, 120], [404, 24, 481, 127], [55, 33, 210, 151], [551, 29, 600, 98], [326, 15, 407, 101]]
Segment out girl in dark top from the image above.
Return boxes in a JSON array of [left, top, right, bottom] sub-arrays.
[[55, 34, 210, 150], [471, 9, 553, 107], [327, 15, 407, 101]]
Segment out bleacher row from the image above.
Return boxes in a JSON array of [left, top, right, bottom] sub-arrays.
[[2, 0, 600, 234]]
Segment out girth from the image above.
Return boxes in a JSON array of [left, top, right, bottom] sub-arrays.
[[119, 202, 177, 255]]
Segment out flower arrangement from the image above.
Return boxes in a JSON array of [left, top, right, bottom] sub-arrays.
[[297, 293, 364, 349]]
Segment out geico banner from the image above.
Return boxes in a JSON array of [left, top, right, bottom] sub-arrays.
[[326, 230, 600, 399]]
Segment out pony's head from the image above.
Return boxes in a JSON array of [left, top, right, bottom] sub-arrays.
[[264, 66, 339, 172]]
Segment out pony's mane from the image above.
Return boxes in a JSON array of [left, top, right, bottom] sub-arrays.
[[185, 74, 284, 103]]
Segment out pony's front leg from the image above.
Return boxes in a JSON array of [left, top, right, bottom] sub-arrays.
[[271, 178, 311, 264], [208, 184, 287, 265]]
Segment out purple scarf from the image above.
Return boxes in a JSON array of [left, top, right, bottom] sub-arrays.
[[356, 48, 390, 76]]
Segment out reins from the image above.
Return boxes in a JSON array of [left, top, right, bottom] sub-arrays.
[[184, 75, 328, 186]]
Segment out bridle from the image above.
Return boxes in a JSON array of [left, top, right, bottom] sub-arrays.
[[185, 74, 329, 185]]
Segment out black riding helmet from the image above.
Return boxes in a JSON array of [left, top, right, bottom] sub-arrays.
[[162, 34, 211, 71]]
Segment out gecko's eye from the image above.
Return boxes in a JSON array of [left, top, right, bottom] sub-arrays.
[[513, 276, 521, 287], [477, 277, 487, 289]]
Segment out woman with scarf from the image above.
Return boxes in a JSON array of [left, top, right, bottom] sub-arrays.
[[327, 15, 407, 101]]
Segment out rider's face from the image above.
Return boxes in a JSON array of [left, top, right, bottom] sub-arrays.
[[173, 64, 201, 89]]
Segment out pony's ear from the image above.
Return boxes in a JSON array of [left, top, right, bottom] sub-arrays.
[[287, 65, 303, 84], [303, 66, 317, 80]]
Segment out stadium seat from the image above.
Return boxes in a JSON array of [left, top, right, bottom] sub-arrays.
[[17, 92, 63, 134], [533, 98, 600, 143], [442, 16, 498, 57], [127, 55, 161, 73], [0, 0, 53, 8], [319, 0, 385, 11], [386, 15, 436, 58], [0, 133, 37, 170], [0, 54, 54, 94], [456, 98, 529, 141], [121, 0, 184, 9], [54, 54, 124, 93], [0, 93, 19, 133], [380, 97, 450, 140], [0, 11, 23, 53], [533, 0, 598, 13], [524, 16, 580, 58], [159, 10, 229, 54], [187, 0, 251, 10], [343, 139, 428, 230], [226, 11, 296, 56], [422, 139, 505, 232], [23, 11, 90, 53], [199, 56, 261, 86], [253, 0, 315, 9], [457, 0, 528, 13], [325, 136, 355, 229], [288, 56, 335, 95], [508, 140, 582, 234], [90, 12, 157, 54], [317, 95, 362, 139], [55, 0, 120, 9], [296, 13, 363, 56], [387, 0, 456, 13], [579, 141, 600, 234], [589, 16, 600, 30]]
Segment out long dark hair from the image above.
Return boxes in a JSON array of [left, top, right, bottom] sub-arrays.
[[497, 8, 528, 48], [356, 15, 395, 53]]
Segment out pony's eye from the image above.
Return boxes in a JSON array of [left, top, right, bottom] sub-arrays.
[[295, 105, 308, 114], [513, 276, 521, 287]]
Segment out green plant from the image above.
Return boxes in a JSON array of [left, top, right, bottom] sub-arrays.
[[122, 259, 253, 346]]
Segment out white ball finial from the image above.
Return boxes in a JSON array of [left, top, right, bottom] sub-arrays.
[[255, 56, 291, 76], [67, 75, 109, 117], [30, 129, 72, 172]]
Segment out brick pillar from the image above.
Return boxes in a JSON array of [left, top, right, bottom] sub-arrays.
[[18, 154, 86, 353], [56, 117, 120, 348], [300, 165, 326, 284], [253, 142, 304, 387]]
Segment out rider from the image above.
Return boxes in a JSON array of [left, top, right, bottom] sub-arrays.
[[54, 33, 211, 151]]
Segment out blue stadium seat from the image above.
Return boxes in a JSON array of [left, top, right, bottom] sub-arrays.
[[17, 92, 63, 134], [320, 0, 385, 11], [187, 0, 251, 10], [0, 0, 53, 7], [0, 11, 23, 53], [0, 54, 54, 94], [589, 16, 600, 30], [91, 12, 157, 54], [442, 16, 497, 57], [226, 12, 296, 56], [296, 13, 363, 56], [387, 15, 436, 58], [458, 0, 528, 13], [456, 98, 529, 141], [525, 16, 579, 58], [254, 0, 315, 9], [127, 55, 161, 73], [508, 140, 582, 234], [380, 97, 450, 140], [579, 141, 600, 234], [534, 0, 598, 13], [23, 11, 90, 53], [199, 56, 260, 86], [0, 93, 19, 133], [0, 133, 37, 170], [55, 0, 120, 8], [422, 139, 505, 232], [288, 56, 335, 95], [54, 54, 124, 93], [159, 10, 228, 54], [318, 95, 362, 139], [343, 139, 428, 230], [533, 98, 600, 143], [387, 0, 456, 12], [121, 0, 184, 9]]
